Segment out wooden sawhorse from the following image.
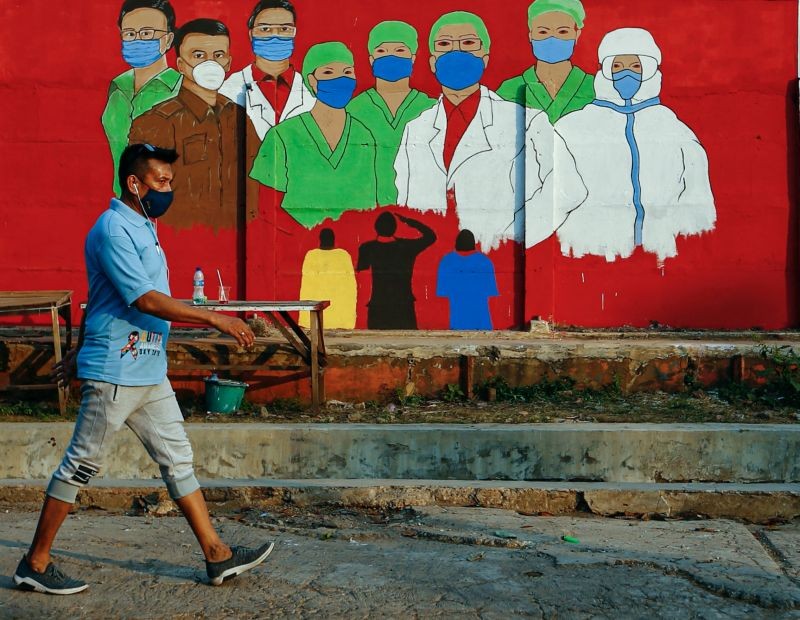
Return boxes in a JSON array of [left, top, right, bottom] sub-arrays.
[[0, 290, 73, 414]]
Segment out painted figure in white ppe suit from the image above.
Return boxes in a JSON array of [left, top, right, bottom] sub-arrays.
[[527, 28, 716, 262]]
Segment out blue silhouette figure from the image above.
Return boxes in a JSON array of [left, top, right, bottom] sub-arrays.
[[436, 230, 498, 330]]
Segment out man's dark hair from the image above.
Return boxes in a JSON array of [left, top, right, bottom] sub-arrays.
[[118, 0, 176, 32], [319, 228, 335, 250], [118, 144, 178, 197], [455, 229, 476, 252], [375, 212, 397, 237], [174, 18, 230, 57], [247, 0, 296, 29]]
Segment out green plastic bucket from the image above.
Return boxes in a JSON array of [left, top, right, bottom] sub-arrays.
[[204, 375, 248, 414]]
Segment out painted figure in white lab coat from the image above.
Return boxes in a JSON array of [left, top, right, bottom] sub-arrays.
[[395, 11, 549, 251], [219, 0, 315, 140], [527, 28, 716, 262]]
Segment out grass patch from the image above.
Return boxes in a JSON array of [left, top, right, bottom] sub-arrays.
[[0, 401, 77, 420], [713, 345, 800, 407], [477, 376, 623, 405]]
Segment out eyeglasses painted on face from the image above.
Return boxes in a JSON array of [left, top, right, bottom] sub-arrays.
[[120, 27, 169, 41], [252, 24, 296, 38], [433, 36, 483, 52]]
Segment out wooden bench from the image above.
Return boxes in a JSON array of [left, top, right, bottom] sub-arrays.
[[0, 290, 73, 414], [191, 300, 330, 408]]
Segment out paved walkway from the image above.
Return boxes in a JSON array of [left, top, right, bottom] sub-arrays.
[[0, 507, 798, 618]]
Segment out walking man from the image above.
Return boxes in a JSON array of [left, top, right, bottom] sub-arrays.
[[13, 143, 273, 594]]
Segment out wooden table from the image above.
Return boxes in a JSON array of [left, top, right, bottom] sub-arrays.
[[189, 300, 330, 409], [0, 290, 73, 414]]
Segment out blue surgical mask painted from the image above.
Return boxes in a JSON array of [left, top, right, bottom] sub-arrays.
[[252, 36, 294, 61], [434, 51, 485, 90], [372, 55, 413, 82], [121, 39, 163, 69], [531, 37, 576, 64], [314, 76, 357, 109], [372, 56, 414, 82], [612, 69, 643, 101], [135, 181, 174, 219]]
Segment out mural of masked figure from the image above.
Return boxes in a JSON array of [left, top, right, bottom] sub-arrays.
[[497, 0, 594, 124], [298, 228, 357, 329], [357, 212, 436, 329], [102, 0, 182, 197], [394, 11, 534, 251], [219, 0, 315, 141], [347, 21, 436, 206], [250, 42, 379, 228], [527, 28, 716, 262], [129, 18, 259, 231], [436, 230, 498, 330]]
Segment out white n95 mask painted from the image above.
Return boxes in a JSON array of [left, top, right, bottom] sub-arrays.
[[192, 60, 226, 91]]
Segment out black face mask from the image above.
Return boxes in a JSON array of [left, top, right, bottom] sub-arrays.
[[135, 180, 174, 218]]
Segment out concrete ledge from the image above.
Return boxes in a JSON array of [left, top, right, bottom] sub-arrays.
[[1, 423, 797, 484], [3, 330, 799, 402], [0, 479, 797, 524]]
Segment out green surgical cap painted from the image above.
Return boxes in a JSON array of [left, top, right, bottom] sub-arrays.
[[527, 0, 586, 29], [368, 21, 419, 54], [428, 11, 491, 53], [302, 42, 354, 92]]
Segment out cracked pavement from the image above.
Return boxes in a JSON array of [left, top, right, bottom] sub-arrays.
[[0, 506, 798, 618]]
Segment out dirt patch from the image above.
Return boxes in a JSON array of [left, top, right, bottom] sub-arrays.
[[2, 390, 799, 424]]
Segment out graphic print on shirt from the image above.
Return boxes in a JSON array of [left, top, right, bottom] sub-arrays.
[[526, 27, 716, 262], [120, 330, 164, 360], [120, 331, 140, 359]]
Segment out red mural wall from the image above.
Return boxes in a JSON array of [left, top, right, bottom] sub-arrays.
[[0, 0, 797, 329]]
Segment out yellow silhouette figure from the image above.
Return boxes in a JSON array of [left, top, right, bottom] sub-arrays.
[[299, 228, 357, 329]]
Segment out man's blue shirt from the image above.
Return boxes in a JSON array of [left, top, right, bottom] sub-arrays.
[[77, 198, 171, 386]]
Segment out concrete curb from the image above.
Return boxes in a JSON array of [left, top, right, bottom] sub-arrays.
[[2, 423, 798, 483], [1, 480, 797, 524]]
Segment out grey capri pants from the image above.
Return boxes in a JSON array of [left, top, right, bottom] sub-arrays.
[[47, 378, 200, 503]]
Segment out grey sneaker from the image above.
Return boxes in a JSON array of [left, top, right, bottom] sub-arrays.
[[13, 556, 89, 595], [206, 542, 274, 586]]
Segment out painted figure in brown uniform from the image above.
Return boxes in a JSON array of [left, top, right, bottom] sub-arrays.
[[129, 18, 258, 231]]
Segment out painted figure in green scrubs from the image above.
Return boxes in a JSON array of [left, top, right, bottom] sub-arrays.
[[347, 21, 436, 206], [250, 42, 378, 228], [496, 0, 593, 124], [102, 0, 182, 196]]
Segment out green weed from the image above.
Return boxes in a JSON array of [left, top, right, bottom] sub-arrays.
[[440, 383, 466, 403]]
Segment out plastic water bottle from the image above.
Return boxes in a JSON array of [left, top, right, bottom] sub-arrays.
[[192, 267, 205, 304]]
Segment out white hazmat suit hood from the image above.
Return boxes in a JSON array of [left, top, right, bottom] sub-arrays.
[[526, 27, 717, 263], [594, 28, 663, 106]]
